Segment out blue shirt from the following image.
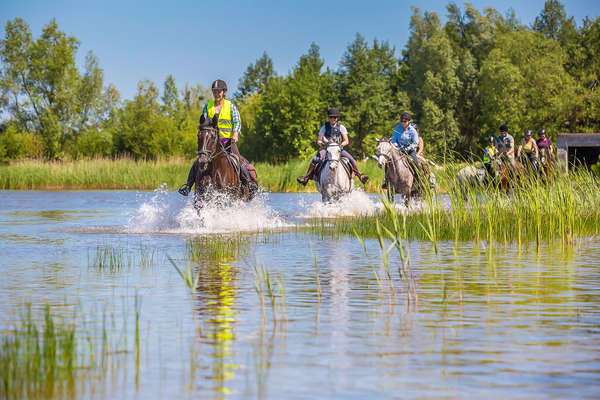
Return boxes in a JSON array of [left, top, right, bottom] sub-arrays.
[[391, 123, 419, 151]]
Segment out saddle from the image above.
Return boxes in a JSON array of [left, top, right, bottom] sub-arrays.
[[314, 156, 352, 183], [222, 144, 258, 186]]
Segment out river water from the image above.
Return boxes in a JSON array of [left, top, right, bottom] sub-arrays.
[[1, 189, 599, 399]]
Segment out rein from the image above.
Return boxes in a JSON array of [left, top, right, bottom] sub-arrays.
[[198, 130, 228, 163]]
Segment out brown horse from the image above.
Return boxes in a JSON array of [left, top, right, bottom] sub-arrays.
[[194, 127, 256, 206]]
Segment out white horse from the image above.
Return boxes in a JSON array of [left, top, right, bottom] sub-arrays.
[[376, 139, 419, 204], [315, 140, 353, 203]]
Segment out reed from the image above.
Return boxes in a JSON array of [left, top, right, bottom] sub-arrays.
[[310, 166, 600, 245], [88, 245, 132, 271], [186, 234, 249, 264], [0, 301, 136, 400], [167, 256, 200, 292]]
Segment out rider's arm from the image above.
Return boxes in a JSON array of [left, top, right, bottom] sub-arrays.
[[339, 125, 349, 147], [533, 141, 539, 158], [317, 125, 326, 146], [340, 133, 349, 147], [231, 103, 241, 143], [409, 126, 419, 151], [507, 139, 515, 156], [516, 141, 522, 157]]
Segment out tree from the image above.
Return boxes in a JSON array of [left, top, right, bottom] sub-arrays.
[[337, 34, 400, 156], [235, 52, 276, 99], [0, 18, 115, 159], [479, 30, 579, 138]]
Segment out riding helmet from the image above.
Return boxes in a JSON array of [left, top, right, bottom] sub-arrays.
[[499, 124, 508, 133], [327, 107, 340, 117], [538, 128, 547, 136], [488, 136, 495, 143], [524, 129, 532, 136], [211, 79, 228, 91], [401, 112, 412, 121]]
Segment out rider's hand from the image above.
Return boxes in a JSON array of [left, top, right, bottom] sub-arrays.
[[232, 131, 239, 143]]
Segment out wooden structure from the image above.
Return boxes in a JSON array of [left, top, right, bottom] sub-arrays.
[[556, 133, 600, 173]]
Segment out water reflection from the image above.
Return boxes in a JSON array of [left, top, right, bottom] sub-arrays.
[[190, 237, 243, 398]]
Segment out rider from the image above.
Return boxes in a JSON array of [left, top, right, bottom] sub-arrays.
[[296, 107, 369, 185], [517, 129, 539, 169], [391, 112, 422, 183], [536, 128, 554, 160], [483, 136, 497, 182], [178, 79, 253, 196]]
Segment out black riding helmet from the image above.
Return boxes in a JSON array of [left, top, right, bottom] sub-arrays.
[[211, 79, 228, 91], [524, 129, 532, 136], [488, 136, 495, 143], [500, 124, 508, 133], [538, 128, 547, 136], [401, 112, 412, 121], [327, 107, 340, 118]]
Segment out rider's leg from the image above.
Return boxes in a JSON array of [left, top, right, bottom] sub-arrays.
[[297, 152, 323, 185], [178, 160, 198, 196], [405, 149, 422, 186], [342, 150, 369, 184], [229, 141, 241, 158]]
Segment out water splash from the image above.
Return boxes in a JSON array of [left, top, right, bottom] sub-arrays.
[[300, 189, 381, 218], [127, 188, 289, 234]]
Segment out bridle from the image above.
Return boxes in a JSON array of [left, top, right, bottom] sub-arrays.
[[198, 128, 228, 166]]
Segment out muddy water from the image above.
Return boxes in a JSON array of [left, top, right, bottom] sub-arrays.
[[1, 189, 599, 399]]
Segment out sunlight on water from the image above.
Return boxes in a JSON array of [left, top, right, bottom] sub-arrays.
[[126, 188, 289, 234]]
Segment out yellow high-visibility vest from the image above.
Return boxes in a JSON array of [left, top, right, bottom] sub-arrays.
[[207, 99, 233, 139]]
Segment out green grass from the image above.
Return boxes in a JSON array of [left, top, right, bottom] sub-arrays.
[[0, 157, 387, 192], [309, 167, 600, 245], [0, 302, 136, 400]]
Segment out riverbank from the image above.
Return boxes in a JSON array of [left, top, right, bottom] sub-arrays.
[[0, 157, 390, 192]]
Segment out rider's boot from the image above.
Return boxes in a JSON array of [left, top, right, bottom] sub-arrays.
[[297, 162, 317, 186], [350, 159, 369, 184], [178, 184, 191, 196], [178, 161, 199, 196]]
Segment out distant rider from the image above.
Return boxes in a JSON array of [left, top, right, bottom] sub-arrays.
[[178, 79, 254, 196], [390, 112, 422, 186], [483, 136, 497, 183], [297, 108, 369, 186], [495, 124, 517, 172], [536, 128, 554, 162], [517, 129, 539, 169]]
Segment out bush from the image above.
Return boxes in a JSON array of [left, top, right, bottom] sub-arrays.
[[0, 125, 44, 161]]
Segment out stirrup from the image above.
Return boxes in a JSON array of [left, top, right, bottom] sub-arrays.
[[177, 184, 190, 196]]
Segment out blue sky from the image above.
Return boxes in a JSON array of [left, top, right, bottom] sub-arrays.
[[2, 0, 598, 100]]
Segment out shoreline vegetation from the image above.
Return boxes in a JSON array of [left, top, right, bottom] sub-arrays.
[[0, 157, 386, 192]]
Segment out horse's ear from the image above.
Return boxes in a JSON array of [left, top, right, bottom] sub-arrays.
[[376, 138, 381, 143]]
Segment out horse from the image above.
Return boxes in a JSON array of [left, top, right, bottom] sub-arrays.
[[193, 127, 257, 207], [376, 139, 421, 204], [314, 140, 353, 203], [538, 147, 557, 181]]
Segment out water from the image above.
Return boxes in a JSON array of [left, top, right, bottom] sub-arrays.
[[1, 189, 599, 399]]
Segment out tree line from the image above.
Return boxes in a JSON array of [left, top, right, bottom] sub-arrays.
[[1, 1, 599, 163]]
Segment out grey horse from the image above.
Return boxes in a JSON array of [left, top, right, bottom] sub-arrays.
[[315, 140, 353, 203], [376, 138, 418, 204]]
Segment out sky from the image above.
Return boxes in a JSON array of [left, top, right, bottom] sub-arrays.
[[2, 0, 599, 101]]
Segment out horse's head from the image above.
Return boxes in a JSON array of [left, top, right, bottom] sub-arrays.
[[376, 138, 393, 169], [197, 127, 219, 170], [326, 142, 341, 169]]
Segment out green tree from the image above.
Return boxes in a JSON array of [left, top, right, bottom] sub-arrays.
[[479, 30, 579, 138], [235, 52, 276, 99], [337, 34, 401, 156], [0, 18, 117, 159]]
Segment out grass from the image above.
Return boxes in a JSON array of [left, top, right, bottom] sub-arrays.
[[309, 166, 600, 245], [0, 156, 387, 191], [0, 301, 137, 400]]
